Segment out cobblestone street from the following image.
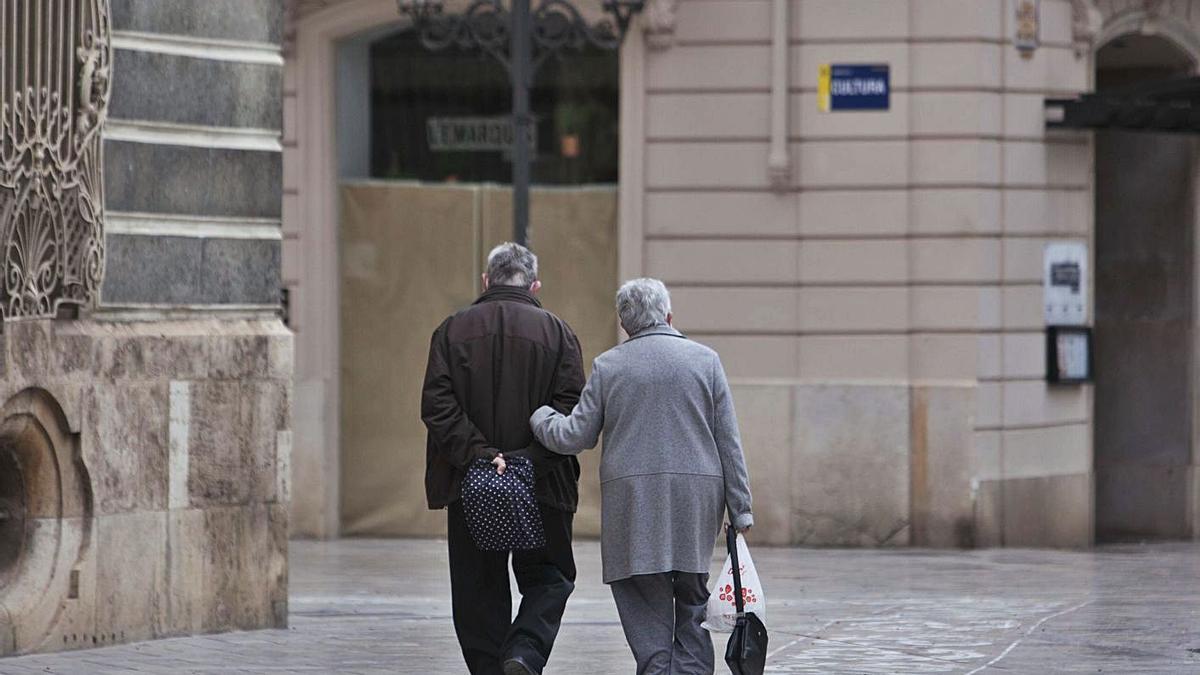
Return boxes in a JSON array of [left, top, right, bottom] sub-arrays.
[[4, 539, 1199, 674]]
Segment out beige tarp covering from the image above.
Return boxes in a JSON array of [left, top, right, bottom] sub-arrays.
[[339, 182, 617, 537]]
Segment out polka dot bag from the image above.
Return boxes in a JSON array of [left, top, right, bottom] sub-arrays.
[[462, 456, 546, 551]]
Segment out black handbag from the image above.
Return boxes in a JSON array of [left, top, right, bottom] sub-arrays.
[[461, 456, 546, 551], [724, 526, 768, 675]]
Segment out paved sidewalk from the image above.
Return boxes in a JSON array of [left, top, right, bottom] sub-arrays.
[[3, 539, 1199, 674]]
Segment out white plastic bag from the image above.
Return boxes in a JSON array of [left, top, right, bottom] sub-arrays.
[[702, 532, 766, 632]]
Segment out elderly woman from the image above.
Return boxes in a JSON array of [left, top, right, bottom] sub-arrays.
[[529, 278, 753, 675]]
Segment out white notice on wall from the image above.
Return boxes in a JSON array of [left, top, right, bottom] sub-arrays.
[[1043, 242, 1087, 325], [1056, 331, 1090, 379]]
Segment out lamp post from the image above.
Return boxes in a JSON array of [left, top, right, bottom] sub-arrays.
[[398, 0, 645, 247]]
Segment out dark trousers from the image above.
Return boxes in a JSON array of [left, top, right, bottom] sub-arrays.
[[447, 500, 576, 675]]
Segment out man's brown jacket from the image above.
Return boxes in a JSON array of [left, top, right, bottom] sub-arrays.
[[421, 285, 585, 512]]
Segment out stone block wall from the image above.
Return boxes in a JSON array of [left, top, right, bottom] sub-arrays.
[[0, 318, 290, 656], [103, 0, 283, 307], [638, 0, 1094, 548], [278, 0, 1200, 547], [735, 382, 979, 548]]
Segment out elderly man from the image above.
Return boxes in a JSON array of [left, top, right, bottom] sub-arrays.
[[421, 242, 585, 675], [529, 278, 754, 675]]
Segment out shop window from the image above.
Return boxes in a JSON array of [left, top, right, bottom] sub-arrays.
[[368, 29, 618, 185]]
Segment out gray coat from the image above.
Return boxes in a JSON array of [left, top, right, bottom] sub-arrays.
[[530, 324, 753, 583]]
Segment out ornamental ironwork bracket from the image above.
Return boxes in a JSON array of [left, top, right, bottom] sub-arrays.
[[0, 0, 111, 320], [399, 0, 641, 76]]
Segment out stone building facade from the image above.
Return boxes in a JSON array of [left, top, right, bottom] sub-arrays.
[[1, 0, 290, 657], [285, 0, 1200, 549]]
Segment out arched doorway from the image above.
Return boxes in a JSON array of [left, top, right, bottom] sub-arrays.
[[287, 0, 634, 538], [1093, 31, 1198, 541], [336, 22, 620, 537]]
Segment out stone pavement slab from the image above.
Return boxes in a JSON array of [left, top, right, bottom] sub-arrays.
[[2, 539, 1199, 674]]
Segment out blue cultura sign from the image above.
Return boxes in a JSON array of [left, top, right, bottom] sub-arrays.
[[818, 64, 890, 112]]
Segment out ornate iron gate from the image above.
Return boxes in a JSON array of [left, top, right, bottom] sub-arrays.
[[0, 0, 110, 319]]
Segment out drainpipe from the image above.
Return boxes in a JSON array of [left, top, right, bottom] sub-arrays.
[[768, 0, 792, 189]]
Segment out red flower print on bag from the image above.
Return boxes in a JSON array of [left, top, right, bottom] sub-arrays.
[[702, 532, 767, 632]]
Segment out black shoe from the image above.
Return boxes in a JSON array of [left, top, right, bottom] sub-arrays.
[[502, 656, 537, 675]]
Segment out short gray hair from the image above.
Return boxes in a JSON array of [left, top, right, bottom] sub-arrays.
[[616, 278, 672, 335], [486, 242, 538, 287]]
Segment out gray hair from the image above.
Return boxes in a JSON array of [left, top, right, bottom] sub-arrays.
[[486, 242, 538, 287], [616, 278, 672, 335]]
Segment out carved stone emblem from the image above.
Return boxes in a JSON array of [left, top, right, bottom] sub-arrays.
[[644, 0, 678, 50], [0, 0, 111, 319]]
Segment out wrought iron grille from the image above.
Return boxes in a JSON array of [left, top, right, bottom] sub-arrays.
[[0, 0, 110, 319], [402, 0, 636, 73]]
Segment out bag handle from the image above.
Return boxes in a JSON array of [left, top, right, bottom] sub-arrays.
[[727, 525, 744, 615]]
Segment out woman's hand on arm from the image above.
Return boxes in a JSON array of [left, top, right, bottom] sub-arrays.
[[529, 363, 605, 454]]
